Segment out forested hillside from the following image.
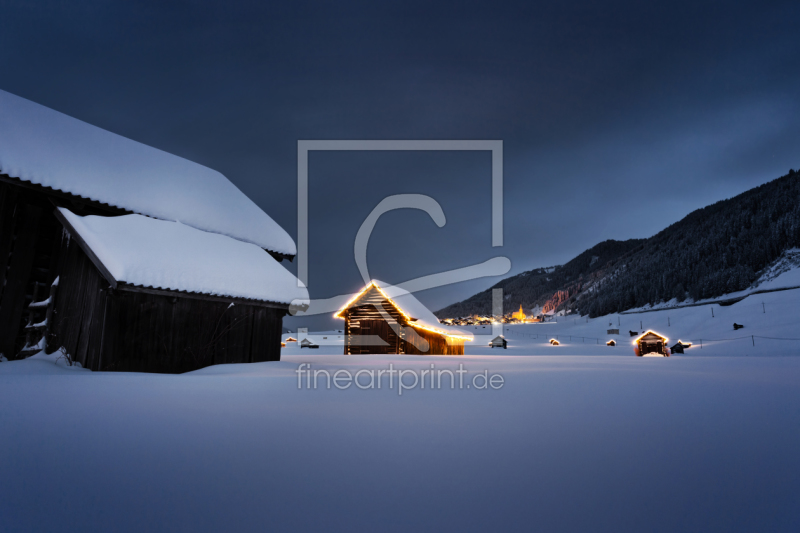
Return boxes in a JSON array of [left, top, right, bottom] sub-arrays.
[[435, 239, 644, 318], [436, 169, 800, 318]]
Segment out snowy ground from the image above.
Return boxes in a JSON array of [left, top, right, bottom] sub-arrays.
[[2, 291, 800, 531]]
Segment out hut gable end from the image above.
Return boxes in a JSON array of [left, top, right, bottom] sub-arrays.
[[344, 286, 406, 325], [337, 280, 471, 356]]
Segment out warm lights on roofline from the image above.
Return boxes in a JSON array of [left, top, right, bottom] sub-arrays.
[[333, 280, 380, 319], [333, 280, 471, 340], [631, 330, 669, 345]]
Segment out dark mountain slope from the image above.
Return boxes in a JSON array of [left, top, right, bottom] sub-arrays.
[[435, 239, 645, 318], [436, 169, 800, 318]]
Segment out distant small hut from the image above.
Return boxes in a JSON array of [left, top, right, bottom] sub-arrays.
[[550, 339, 560, 345], [633, 330, 669, 357], [670, 340, 692, 354], [607, 340, 616, 346], [335, 280, 472, 355], [285, 337, 298, 343], [300, 338, 319, 349], [490, 335, 507, 349]]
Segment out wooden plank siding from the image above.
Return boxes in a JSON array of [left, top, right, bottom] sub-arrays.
[[0, 182, 93, 357], [49, 226, 287, 373], [0, 202, 42, 356], [342, 286, 464, 356]]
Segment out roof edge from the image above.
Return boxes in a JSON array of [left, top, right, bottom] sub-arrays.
[[4, 174, 294, 259], [115, 283, 292, 309], [54, 207, 118, 289]]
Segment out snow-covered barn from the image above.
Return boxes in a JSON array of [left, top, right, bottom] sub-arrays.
[[335, 280, 472, 355], [0, 89, 305, 368]]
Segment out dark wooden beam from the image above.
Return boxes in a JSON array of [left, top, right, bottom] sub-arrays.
[[0, 182, 19, 291], [0, 203, 42, 357], [268, 250, 294, 263], [0, 173, 130, 216], [1, 174, 296, 260], [113, 283, 291, 310]]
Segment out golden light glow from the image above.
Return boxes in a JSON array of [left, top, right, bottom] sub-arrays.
[[512, 305, 526, 321], [606, 340, 616, 346], [631, 330, 669, 345], [333, 281, 380, 319], [549, 338, 559, 345], [334, 280, 471, 340]]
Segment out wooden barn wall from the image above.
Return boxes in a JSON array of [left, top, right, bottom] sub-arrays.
[[99, 291, 285, 373], [49, 229, 109, 368], [343, 287, 463, 355], [403, 328, 464, 356], [345, 317, 403, 355], [0, 182, 62, 357], [50, 235, 286, 373]]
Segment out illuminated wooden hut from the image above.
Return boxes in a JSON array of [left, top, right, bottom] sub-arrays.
[[633, 330, 669, 357], [550, 339, 560, 345], [606, 340, 616, 346], [335, 280, 472, 355]]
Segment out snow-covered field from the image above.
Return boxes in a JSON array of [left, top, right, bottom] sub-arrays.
[[2, 290, 800, 531]]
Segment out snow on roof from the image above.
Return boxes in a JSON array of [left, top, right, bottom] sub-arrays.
[[0, 89, 295, 256], [633, 330, 668, 343], [58, 209, 308, 305], [337, 280, 472, 340]]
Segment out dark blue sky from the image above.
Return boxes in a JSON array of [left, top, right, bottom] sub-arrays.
[[1, 0, 798, 326]]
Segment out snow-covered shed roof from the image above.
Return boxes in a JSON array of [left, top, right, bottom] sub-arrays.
[[0, 89, 295, 256], [56, 208, 308, 306], [335, 280, 472, 340], [633, 330, 668, 344]]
